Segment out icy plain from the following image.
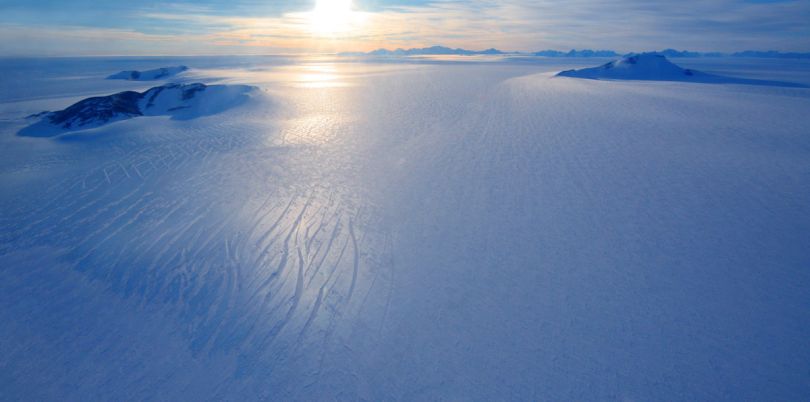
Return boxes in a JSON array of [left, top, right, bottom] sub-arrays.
[[1, 55, 809, 400]]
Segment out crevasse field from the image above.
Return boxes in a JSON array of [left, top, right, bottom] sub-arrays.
[[1, 56, 809, 400]]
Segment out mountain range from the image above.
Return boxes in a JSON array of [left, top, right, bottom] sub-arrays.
[[340, 46, 810, 59]]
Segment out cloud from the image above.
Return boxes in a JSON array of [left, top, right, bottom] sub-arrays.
[[1, 0, 808, 56]]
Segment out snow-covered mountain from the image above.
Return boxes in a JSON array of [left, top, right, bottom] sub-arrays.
[[19, 83, 257, 137], [107, 65, 189, 81], [556, 53, 708, 81], [556, 53, 806, 86]]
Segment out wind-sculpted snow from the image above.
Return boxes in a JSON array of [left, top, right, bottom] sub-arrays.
[[107, 65, 189, 81], [18, 83, 258, 137], [557, 53, 807, 87], [1, 57, 809, 400]]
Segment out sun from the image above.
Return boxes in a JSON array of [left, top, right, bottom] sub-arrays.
[[314, 0, 352, 16], [308, 0, 362, 35]]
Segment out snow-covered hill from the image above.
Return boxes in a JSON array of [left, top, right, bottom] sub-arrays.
[[557, 53, 806, 86], [557, 53, 703, 80], [19, 83, 258, 137], [107, 65, 189, 81]]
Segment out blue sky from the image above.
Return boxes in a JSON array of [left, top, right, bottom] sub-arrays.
[[0, 0, 808, 56]]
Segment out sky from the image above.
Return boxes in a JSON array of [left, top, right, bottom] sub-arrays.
[[0, 0, 808, 56]]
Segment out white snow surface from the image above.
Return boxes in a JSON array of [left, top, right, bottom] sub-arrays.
[[1, 56, 810, 401]]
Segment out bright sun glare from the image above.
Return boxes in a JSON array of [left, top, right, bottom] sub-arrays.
[[309, 0, 362, 35]]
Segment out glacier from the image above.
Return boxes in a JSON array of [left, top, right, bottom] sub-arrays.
[[1, 55, 809, 401]]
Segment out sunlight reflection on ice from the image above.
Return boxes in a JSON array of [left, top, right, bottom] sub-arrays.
[[294, 63, 349, 88]]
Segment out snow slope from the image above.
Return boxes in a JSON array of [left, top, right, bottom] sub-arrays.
[[107, 65, 189, 80], [18, 83, 258, 137], [557, 53, 807, 86], [1, 56, 809, 401]]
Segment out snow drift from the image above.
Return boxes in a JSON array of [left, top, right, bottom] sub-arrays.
[[107, 65, 189, 81], [3, 56, 810, 401], [19, 83, 258, 137], [557, 53, 806, 86]]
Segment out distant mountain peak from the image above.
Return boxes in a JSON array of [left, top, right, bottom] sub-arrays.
[[341, 46, 810, 59]]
